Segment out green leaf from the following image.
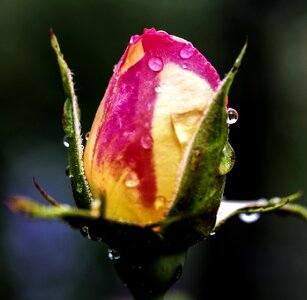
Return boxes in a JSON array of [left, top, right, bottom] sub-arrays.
[[51, 32, 93, 209], [163, 43, 247, 239], [214, 192, 306, 231]]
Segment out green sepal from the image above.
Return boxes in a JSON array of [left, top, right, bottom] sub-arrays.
[[51, 32, 93, 209], [163, 43, 247, 240]]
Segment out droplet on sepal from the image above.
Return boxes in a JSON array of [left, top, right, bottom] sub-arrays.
[[65, 166, 70, 177], [148, 57, 163, 72], [76, 182, 83, 194], [227, 108, 239, 125], [63, 136, 69, 147], [125, 171, 140, 188], [239, 213, 260, 223], [108, 249, 121, 261], [179, 44, 195, 59], [140, 134, 153, 149]]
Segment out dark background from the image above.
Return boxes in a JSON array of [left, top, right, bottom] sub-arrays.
[[1, 0, 307, 299]]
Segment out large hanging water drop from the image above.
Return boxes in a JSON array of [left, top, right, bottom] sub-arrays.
[[227, 108, 239, 125], [238, 213, 260, 223], [125, 171, 140, 188], [148, 57, 163, 72]]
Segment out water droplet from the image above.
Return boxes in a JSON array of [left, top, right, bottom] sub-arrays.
[[108, 249, 121, 261], [179, 44, 195, 59], [113, 64, 117, 72], [154, 86, 161, 93], [154, 196, 167, 210], [63, 136, 69, 147], [125, 171, 140, 188], [174, 266, 183, 280], [227, 108, 239, 125], [239, 213, 260, 224], [148, 57, 163, 72], [210, 231, 216, 236], [65, 166, 72, 178], [91, 200, 101, 217], [85, 132, 90, 140], [80, 226, 91, 239], [76, 183, 83, 194], [129, 35, 139, 44], [182, 63, 188, 69], [140, 134, 153, 149]]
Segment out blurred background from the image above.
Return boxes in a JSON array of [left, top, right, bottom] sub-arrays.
[[1, 0, 307, 299]]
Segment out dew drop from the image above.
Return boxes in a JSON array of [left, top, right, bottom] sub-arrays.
[[80, 226, 91, 239], [148, 57, 163, 72], [227, 108, 239, 125], [154, 196, 167, 210], [63, 136, 69, 147], [182, 63, 187, 69], [85, 132, 90, 140], [140, 134, 153, 149], [108, 249, 121, 261], [154, 86, 161, 93], [179, 45, 195, 59], [65, 166, 72, 178], [76, 182, 83, 194], [210, 231, 216, 236], [174, 266, 183, 280], [125, 171, 140, 188], [238, 213, 260, 224]]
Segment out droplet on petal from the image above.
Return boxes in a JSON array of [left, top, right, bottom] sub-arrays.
[[148, 57, 163, 72], [154, 86, 161, 93], [85, 132, 90, 140], [140, 134, 153, 149], [154, 196, 167, 210], [227, 108, 239, 125], [179, 44, 195, 59], [125, 171, 140, 188]]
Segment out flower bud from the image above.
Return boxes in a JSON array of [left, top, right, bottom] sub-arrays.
[[84, 28, 222, 226]]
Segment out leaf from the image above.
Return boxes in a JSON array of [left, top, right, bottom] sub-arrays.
[[214, 192, 306, 231]]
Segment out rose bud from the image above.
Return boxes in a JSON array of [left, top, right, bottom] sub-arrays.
[[84, 28, 228, 227]]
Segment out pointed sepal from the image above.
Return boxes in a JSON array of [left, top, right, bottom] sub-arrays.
[[162, 43, 247, 241], [51, 32, 93, 209]]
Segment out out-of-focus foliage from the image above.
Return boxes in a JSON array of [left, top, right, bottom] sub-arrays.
[[1, 0, 307, 299]]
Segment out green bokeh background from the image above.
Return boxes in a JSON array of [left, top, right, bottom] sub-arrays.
[[1, 0, 307, 299]]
